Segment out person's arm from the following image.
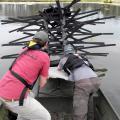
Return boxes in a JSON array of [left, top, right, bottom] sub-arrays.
[[57, 63, 62, 71], [57, 57, 66, 71], [39, 55, 50, 89], [39, 75, 48, 89]]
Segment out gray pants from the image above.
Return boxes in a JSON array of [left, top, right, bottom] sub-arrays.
[[73, 77, 101, 120]]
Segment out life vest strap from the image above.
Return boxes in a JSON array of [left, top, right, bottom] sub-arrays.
[[19, 87, 28, 106], [63, 54, 94, 75], [10, 70, 32, 89], [10, 70, 33, 106]]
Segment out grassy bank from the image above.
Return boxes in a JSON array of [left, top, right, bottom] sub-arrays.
[[0, 0, 113, 2]]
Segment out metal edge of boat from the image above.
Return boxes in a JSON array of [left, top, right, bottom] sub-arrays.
[[94, 89, 120, 120]]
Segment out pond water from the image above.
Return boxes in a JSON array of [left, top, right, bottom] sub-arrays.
[[0, 2, 120, 117]]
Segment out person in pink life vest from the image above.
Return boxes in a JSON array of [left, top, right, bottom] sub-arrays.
[[0, 31, 51, 120]]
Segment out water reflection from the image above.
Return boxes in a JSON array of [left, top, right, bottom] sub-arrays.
[[0, 2, 120, 117], [0, 4, 49, 17], [0, 3, 120, 17], [74, 3, 120, 17]]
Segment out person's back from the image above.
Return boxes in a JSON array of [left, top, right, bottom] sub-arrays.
[[0, 31, 51, 120], [58, 55, 97, 81], [0, 49, 49, 100]]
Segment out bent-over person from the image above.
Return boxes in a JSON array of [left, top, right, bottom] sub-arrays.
[[58, 44, 101, 120], [0, 31, 51, 120]]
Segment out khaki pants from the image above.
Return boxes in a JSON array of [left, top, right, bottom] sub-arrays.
[[1, 95, 51, 120], [73, 77, 101, 120]]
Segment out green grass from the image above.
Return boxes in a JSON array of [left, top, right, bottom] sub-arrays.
[[0, 0, 103, 2], [81, 0, 102, 2], [0, 0, 114, 3]]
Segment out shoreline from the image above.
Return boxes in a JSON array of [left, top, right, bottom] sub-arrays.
[[0, 2, 120, 6]]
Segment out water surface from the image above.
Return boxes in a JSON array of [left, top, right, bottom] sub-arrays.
[[0, 2, 120, 117]]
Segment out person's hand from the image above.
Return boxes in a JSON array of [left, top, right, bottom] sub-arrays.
[[29, 91, 35, 98], [57, 65, 61, 71]]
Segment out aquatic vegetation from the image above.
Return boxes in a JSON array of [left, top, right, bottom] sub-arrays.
[[103, 0, 112, 3]]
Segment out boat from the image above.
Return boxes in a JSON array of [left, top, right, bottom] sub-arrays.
[[0, 0, 119, 119], [0, 67, 120, 120]]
